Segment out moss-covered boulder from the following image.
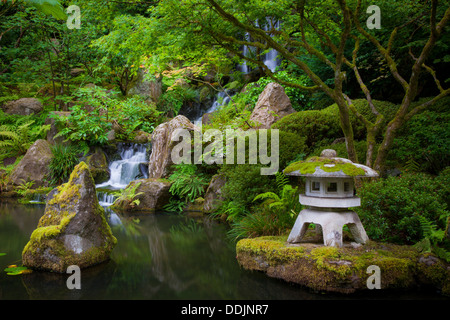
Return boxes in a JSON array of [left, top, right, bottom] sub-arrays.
[[236, 235, 450, 296], [22, 162, 117, 273]]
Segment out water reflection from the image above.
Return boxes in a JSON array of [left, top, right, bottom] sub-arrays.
[[1, 201, 327, 300], [1, 201, 443, 300]]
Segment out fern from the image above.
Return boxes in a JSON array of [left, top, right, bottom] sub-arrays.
[[415, 215, 450, 262], [275, 171, 289, 192], [0, 121, 50, 157], [112, 182, 144, 208], [403, 158, 420, 173]]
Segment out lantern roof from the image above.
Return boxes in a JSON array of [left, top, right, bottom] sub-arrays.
[[283, 149, 379, 178]]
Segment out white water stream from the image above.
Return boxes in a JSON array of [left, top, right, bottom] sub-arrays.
[[96, 143, 148, 207]]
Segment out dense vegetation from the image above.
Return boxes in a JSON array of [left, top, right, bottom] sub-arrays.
[[0, 0, 449, 262]]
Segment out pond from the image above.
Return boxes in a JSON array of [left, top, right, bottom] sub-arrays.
[[0, 200, 446, 301]]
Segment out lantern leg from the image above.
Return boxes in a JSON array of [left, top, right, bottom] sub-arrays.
[[287, 210, 310, 243], [287, 209, 369, 247]]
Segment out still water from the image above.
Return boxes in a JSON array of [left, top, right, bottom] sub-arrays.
[[0, 200, 445, 300]]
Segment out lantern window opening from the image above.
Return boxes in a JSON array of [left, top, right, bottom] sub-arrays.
[[326, 182, 338, 193], [311, 181, 321, 192]]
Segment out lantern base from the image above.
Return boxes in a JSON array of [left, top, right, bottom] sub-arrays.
[[287, 209, 369, 247]]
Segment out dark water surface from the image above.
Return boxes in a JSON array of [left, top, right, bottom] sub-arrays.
[[0, 200, 446, 301]]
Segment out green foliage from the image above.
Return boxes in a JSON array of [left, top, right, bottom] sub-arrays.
[[232, 70, 314, 111], [112, 182, 144, 209], [15, 179, 35, 196], [167, 164, 209, 204], [389, 109, 450, 174], [54, 103, 111, 145], [414, 216, 450, 263], [272, 106, 341, 152], [220, 164, 276, 211], [157, 84, 198, 116], [52, 87, 114, 145], [111, 95, 160, 137], [0, 120, 50, 159], [48, 144, 80, 186], [20, 0, 66, 20], [228, 172, 300, 240], [356, 172, 450, 245]]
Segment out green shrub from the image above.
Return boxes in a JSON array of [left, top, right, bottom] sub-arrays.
[[48, 144, 80, 186], [272, 107, 341, 151], [355, 173, 449, 245], [388, 110, 450, 174], [309, 140, 371, 164], [227, 172, 301, 240], [219, 164, 276, 210], [111, 95, 161, 137], [272, 99, 400, 154]]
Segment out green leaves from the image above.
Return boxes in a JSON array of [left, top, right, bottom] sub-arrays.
[[22, 0, 66, 20], [4, 265, 30, 275], [168, 164, 209, 204]]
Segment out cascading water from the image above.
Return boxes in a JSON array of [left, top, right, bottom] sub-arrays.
[[262, 20, 280, 72], [96, 143, 148, 207], [237, 18, 281, 74], [193, 91, 231, 126]]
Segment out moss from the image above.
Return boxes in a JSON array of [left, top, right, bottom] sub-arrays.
[[284, 156, 366, 176], [22, 161, 117, 273], [236, 236, 449, 295]]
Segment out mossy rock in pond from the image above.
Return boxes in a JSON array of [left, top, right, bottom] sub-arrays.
[[236, 235, 450, 296], [22, 162, 117, 273]]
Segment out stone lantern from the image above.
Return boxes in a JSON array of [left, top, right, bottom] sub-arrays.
[[283, 149, 378, 247]]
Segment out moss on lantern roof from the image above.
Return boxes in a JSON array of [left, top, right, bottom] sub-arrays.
[[284, 156, 367, 177]]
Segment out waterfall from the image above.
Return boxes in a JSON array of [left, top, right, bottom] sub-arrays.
[[193, 91, 231, 126], [237, 18, 281, 74], [96, 143, 147, 190], [262, 20, 280, 72], [96, 143, 148, 206]]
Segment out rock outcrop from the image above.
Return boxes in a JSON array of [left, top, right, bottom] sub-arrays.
[[249, 83, 296, 129], [111, 178, 171, 212], [10, 139, 53, 188], [86, 149, 110, 184], [148, 115, 198, 179], [1, 98, 43, 116], [203, 174, 226, 213], [22, 162, 117, 273], [128, 69, 162, 103]]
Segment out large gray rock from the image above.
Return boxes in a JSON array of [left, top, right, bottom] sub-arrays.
[[249, 83, 295, 129], [128, 69, 162, 103], [22, 162, 117, 273], [10, 139, 53, 188], [112, 178, 171, 212], [1, 98, 43, 115], [148, 115, 198, 179], [203, 174, 226, 213]]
